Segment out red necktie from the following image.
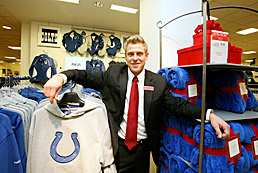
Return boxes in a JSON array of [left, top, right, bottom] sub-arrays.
[[125, 76, 139, 150]]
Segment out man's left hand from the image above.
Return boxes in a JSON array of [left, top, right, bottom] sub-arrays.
[[209, 112, 230, 139]]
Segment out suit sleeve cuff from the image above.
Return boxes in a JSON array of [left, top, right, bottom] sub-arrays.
[[55, 73, 68, 84], [206, 109, 214, 121]]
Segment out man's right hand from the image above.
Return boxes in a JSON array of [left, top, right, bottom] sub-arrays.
[[43, 75, 64, 104]]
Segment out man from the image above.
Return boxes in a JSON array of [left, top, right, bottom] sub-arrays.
[[43, 35, 230, 173]]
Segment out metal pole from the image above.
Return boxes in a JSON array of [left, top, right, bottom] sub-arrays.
[[160, 28, 162, 69], [198, 0, 207, 172]]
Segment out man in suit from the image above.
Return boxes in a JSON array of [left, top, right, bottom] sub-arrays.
[[43, 35, 230, 173]]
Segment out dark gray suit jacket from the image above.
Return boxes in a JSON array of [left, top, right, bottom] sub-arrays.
[[62, 64, 202, 165]]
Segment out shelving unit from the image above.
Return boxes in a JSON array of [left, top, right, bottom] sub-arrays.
[[157, 2, 258, 172]]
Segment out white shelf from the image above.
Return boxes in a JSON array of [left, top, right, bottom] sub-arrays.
[[178, 63, 258, 71], [214, 109, 258, 121]]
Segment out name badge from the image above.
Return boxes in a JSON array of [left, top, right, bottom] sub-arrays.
[[144, 86, 154, 91]]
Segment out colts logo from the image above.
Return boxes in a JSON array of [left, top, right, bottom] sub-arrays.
[[50, 132, 80, 163]]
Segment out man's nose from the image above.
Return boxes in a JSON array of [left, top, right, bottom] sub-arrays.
[[132, 54, 138, 60]]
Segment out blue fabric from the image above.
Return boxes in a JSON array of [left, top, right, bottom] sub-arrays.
[[0, 113, 23, 173], [0, 108, 26, 172], [246, 88, 258, 110], [214, 70, 248, 113], [163, 111, 181, 155], [165, 67, 190, 89], [29, 54, 56, 83], [19, 88, 47, 103], [107, 35, 121, 56], [62, 30, 83, 53], [228, 122, 245, 142], [86, 59, 106, 72], [81, 87, 103, 99], [159, 147, 170, 173], [87, 33, 104, 55], [157, 68, 169, 78], [169, 154, 188, 173], [240, 121, 258, 167], [169, 90, 187, 100], [184, 167, 196, 173], [193, 124, 225, 148], [178, 116, 198, 161]]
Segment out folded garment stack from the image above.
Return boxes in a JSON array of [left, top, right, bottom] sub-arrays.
[[163, 111, 181, 155], [159, 147, 171, 173], [241, 120, 258, 167], [178, 116, 198, 161], [169, 154, 189, 173], [214, 70, 247, 113], [192, 122, 250, 172]]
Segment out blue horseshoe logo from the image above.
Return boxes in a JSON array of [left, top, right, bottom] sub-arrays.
[[50, 132, 80, 163]]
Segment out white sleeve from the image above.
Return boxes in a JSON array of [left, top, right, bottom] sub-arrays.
[[54, 73, 68, 84], [206, 109, 214, 121]]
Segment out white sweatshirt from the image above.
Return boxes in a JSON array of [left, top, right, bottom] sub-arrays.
[[27, 98, 116, 173]]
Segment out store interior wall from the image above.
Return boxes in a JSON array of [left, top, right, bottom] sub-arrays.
[[141, 0, 202, 71], [20, 21, 136, 76]]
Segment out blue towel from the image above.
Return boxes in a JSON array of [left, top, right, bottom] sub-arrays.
[[234, 146, 250, 173], [163, 112, 181, 155], [160, 147, 171, 173], [228, 122, 245, 143], [184, 167, 196, 173], [178, 116, 198, 161], [169, 154, 188, 172], [169, 90, 187, 100], [240, 121, 258, 167], [165, 67, 190, 89], [189, 147, 207, 172], [193, 124, 225, 148], [157, 68, 169, 78], [247, 88, 258, 110]]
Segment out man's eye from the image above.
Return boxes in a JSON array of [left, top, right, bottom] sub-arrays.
[[128, 53, 134, 56], [137, 53, 143, 56]]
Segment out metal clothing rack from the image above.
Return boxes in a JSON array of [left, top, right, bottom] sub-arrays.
[[0, 75, 30, 88], [156, 1, 258, 172]]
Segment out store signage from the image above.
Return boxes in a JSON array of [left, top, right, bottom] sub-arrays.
[[65, 57, 86, 70], [210, 30, 229, 64], [226, 133, 242, 163], [38, 26, 61, 47], [252, 137, 258, 160]]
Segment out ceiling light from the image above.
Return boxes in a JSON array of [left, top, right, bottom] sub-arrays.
[[236, 28, 258, 35], [2, 25, 11, 30], [243, 51, 257, 54], [245, 59, 254, 62], [8, 46, 21, 50], [16, 59, 21, 61], [57, 0, 79, 4], [110, 4, 138, 14], [5, 56, 16, 59], [93, 1, 103, 8]]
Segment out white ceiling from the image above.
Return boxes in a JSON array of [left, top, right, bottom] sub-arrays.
[[0, 0, 258, 65]]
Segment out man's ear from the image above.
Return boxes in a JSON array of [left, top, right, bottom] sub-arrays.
[[146, 52, 149, 61]]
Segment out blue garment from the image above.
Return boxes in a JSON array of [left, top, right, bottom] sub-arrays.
[[18, 87, 47, 103], [0, 113, 23, 173], [29, 54, 56, 83], [86, 59, 105, 72], [107, 35, 121, 56], [87, 33, 104, 55], [0, 108, 26, 172], [62, 30, 83, 53]]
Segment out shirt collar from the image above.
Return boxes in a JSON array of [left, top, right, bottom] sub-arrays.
[[128, 68, 145, 85]]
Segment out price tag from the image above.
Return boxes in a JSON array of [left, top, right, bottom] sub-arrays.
[[188, 84, 197, 98], [226, 133, 242, 163], [239, 82, 248, 96], [210, 30, 229, 64], [252, 137, 258, 160]]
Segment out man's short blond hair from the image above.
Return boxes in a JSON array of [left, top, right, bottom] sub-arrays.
[[124, 35, 148, 53]]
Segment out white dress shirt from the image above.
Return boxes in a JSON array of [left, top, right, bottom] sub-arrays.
[[118, 68, 147, 141]]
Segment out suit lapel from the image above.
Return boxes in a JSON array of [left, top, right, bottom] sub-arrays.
[[120, 68, 128, 106], [144, 70, 154, 123]]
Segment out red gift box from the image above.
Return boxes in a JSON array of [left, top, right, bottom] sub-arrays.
[[193, 30, 213, 46], [177, 44, 242, 66]]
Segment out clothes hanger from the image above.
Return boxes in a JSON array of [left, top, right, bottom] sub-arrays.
[[57, 82, 85, 107]]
